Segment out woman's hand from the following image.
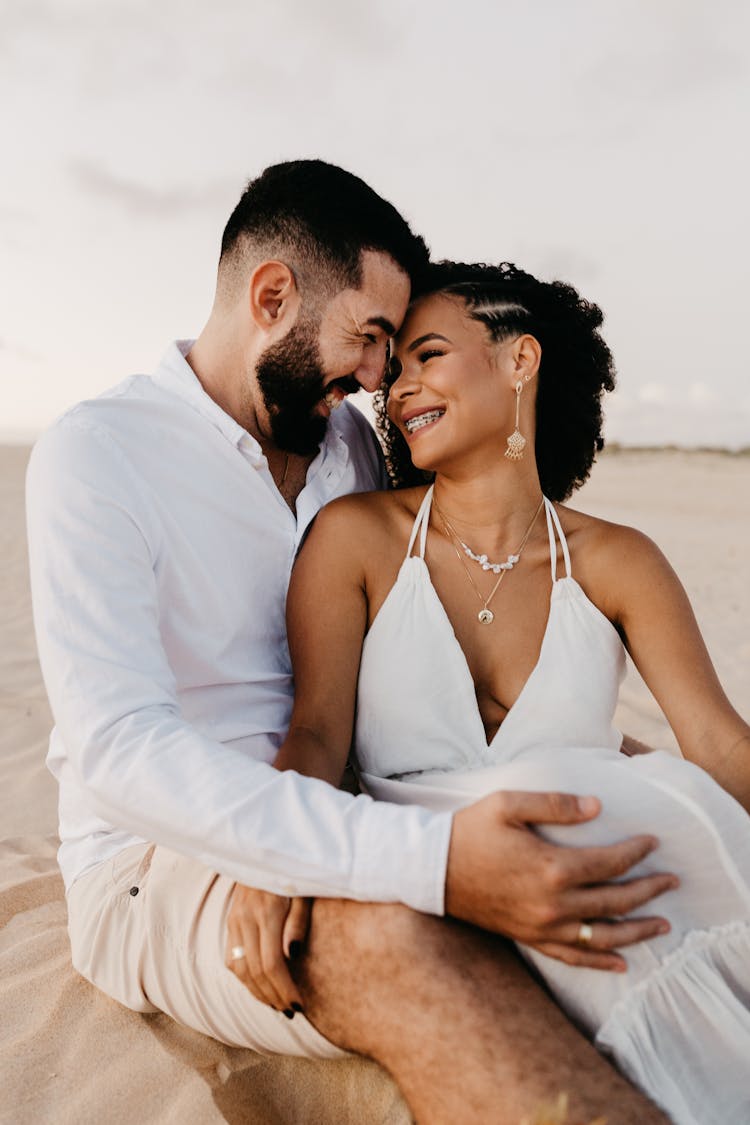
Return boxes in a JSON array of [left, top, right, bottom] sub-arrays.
[[225, 886, 312, 1016]]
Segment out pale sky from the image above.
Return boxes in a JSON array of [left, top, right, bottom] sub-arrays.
[[1, 0, 749, 446]]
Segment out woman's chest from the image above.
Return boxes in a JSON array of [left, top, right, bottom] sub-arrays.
[[356, 563, 625, 777], [411, 550, 558, 721]]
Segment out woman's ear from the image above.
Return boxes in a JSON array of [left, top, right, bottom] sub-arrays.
[[247, 261, 300, 332], [510, 333, 541, 387]]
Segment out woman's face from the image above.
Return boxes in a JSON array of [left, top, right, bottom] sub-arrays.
[[387, 292, 526, 474]]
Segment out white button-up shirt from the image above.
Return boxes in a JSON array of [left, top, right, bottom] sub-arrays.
[[26, 341, 452, 915]]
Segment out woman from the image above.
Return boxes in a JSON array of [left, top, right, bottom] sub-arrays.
[[230, 262, 750, 1125]]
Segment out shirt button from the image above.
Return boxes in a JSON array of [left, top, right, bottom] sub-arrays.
[[129, 886, 139, 897]]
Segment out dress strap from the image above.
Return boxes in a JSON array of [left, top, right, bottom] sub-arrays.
[[544, 497, 572, 581], [406, 485, 434, 560]]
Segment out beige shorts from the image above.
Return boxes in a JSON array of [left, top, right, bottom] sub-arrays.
[[66, 843, 347, 1059]]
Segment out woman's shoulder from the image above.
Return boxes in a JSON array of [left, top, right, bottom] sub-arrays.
[[554, 501, 678, 614], [555, 502, 662, 561], [305, 486, 430, 566], [319, 486, 429, 533]]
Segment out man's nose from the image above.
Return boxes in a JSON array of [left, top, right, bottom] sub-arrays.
[[356, 347, 389, 393], [356, 368, 384, 394]]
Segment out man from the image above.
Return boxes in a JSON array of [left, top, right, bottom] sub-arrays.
[[27, 161, 672, 1123]]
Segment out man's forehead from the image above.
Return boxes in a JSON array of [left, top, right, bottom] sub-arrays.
[[346, 251, 411, 328], [359, 248, 410, 289]]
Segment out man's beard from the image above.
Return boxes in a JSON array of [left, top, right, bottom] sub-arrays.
[[255, 320, 356, 456]]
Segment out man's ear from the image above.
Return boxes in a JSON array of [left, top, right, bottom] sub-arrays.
[[248, 261, 300, 332]]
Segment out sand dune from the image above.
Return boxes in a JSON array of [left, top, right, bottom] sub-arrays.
[[1, 444, 748, 1124]]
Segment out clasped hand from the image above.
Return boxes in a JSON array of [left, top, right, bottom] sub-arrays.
[[227, 788, 678, 1007], [225, 887, 311, 1015]]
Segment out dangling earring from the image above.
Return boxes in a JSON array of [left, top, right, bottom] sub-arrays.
[[504, 380, 526, 461]]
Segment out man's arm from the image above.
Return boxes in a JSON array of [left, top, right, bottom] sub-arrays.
[[25, 418, 451, 912]]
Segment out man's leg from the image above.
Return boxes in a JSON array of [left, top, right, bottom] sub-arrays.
[[296, 899, 669, 1125], [69, 846, 667, 1122], [67, 844, 347, 1058]]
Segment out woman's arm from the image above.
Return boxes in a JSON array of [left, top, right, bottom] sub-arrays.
[[273, 496, 373, 786], [593, 523, 750, 808], [227, 494, 380, 1014]]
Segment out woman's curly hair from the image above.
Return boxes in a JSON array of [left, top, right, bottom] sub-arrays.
[[373, 261, 616, 502]]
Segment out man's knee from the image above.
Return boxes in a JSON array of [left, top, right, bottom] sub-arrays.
[[294, 900, 451, 1056], [295, 899, 534, 1064], [303, 898, 517, 995]]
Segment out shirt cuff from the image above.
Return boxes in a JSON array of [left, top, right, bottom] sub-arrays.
[[350, 799, 453, 916]]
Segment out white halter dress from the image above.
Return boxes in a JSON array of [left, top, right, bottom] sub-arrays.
[[355, 485, 750, 1125]]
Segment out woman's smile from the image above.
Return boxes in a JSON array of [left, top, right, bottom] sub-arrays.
[[401, 405, 447, 437]]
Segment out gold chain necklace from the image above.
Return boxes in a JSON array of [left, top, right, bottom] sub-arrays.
[[434, 496, 544, 624]]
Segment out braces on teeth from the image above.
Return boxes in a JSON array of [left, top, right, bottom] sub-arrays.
[[405, 410, 444, 432]]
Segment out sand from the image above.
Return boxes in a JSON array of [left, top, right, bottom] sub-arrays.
[[576, 450, 749, 751], [1, 444, 748, 1124]]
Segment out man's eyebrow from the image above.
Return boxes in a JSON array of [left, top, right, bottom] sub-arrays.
[[407, 333, 451, 352], [363, 316, 397, 336]]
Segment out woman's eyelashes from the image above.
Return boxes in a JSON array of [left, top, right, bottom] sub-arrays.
[[385, 348, 446, 384]]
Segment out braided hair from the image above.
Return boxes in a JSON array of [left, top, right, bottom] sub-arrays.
[[374, 261, 616, 502]]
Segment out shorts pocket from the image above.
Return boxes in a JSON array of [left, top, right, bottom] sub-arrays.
[[108, 843, 156, 898]]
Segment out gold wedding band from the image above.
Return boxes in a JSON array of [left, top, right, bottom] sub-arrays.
[[230, 945, 246, 961], [577, 922, 594, 946]]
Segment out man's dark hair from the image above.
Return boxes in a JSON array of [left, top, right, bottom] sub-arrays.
[[375, 261, 616, 502], [218, 160, 429, 303]]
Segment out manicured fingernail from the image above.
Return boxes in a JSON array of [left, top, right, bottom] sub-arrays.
[[283, 1009, 295, 1020], [577, 796, 598, 815], [289, 941, 303, 959], [657, 922, 670, 934], [291, 1002, 304, 1014]]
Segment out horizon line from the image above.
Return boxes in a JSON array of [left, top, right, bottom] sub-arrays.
[[1, 429, 748, 458]]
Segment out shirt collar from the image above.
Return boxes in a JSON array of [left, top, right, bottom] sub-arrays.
[[153, 340, 251, 451], [153, 340, 350, 470]]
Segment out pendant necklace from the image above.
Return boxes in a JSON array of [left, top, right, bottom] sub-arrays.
[[435, 496, 544, 624]]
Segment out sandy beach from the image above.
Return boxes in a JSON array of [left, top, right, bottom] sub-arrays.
[[2, 444, 748, 1124]]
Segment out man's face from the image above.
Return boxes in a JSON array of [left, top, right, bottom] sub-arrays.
[[255, 251, 411, 455]]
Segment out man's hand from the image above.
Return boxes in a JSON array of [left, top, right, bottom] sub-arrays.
[[225, 886, 311, 1014], [446, 791, 677, 971]]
